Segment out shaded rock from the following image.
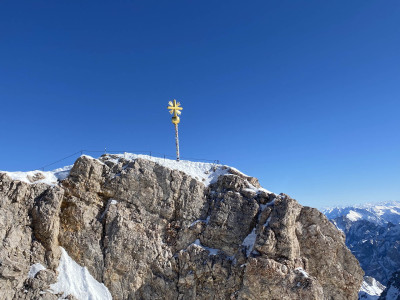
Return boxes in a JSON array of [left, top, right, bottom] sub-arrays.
[[31, 187, 64, 268], [238, 257, 324, 300], [0, 174, 50, 299], [379, 271, 400, 300]]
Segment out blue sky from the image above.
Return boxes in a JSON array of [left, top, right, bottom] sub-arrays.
[[0, 0, 399, 208]]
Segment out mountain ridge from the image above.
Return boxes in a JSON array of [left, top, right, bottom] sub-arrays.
[[323, 201, 400, 226], [0, 153, 363, 299], [322, 201, 400, 299]]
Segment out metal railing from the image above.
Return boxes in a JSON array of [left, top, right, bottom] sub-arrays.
[[39, 149, 220, 171]]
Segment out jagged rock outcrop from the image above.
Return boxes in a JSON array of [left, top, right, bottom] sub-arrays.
[[0, 154, 364, 299]]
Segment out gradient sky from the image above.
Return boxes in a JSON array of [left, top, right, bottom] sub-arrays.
[[1, 0, 399, 208]]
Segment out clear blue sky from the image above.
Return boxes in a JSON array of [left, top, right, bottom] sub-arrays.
[[1, 0, 399, 208]]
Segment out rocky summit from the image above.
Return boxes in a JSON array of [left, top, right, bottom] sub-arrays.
[[0, 154, 363, 300]]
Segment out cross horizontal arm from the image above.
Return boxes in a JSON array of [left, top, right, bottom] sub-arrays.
[[167, 106, 183, 110]]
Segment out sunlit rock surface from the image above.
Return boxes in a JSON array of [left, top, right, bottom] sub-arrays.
[[0, 154, 363, 299]]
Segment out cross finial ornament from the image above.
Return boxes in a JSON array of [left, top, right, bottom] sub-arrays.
[[167, 100, 183, 161], [168, 99, 183, 124]]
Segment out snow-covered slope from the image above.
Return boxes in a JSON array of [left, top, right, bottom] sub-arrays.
[[0, 166, 72, 185], [27, 248, 112, 299], [359, 276, 385, 300], [49, 247, 112, 299], [0, 153, 268, 192], [101, 153, 271, 192], [103, 153, 230, 186]]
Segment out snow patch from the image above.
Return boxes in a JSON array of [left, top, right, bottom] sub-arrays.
[[359, 277, 385, 300], [53, 166, 73, 181], [49, 247, 112, 300], [295, 267, 309, 278], [28, 263, 46, 279], [346, 210, 362, 222], [245, 183, 272, 195], [264, 216, 272, 227], [260, 199, 276, 211], [100, 199, 118, 220], [242, 228, 257, 256], [0, 165, 72, 186], [189, 216, 210, 228], [193, 239, 220, 256]]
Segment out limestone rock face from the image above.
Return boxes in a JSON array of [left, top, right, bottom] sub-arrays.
[[0, 154, 364, 299]]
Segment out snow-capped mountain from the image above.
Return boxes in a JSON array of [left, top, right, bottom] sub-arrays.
[[323, 202, 400, 299], [324, 201, 400, 226]]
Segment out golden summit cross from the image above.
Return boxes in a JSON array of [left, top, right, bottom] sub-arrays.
[[167, 99, 183, 161], [168, 99, 182, 123]]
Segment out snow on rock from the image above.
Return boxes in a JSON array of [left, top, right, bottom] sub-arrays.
[[0, 165, 72, 185], [100, 199, 119, 220], [189, 220, 202, 227], [189, 216, 210, 228], [103, 153, 229, 186], [263, 216, 272, 227], [242, 228, 257, 257], [358, 276, 385, 300], [0, 152, 259, 189], [49, 247, 112, 300], [52, 166, 72, 181], [28, 263, 46, 279], [295, 267, 309, 278], [241, 196, 276, 257], [260, 199, 276, 212], [243, 183, 272, 195], [193, 239, 220, 256]]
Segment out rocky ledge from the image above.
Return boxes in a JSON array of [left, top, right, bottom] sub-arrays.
[[0, 154, 363, 299]]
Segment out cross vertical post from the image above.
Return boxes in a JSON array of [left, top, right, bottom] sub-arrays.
[[167, 99, 183, 161], [175, 123, 180, 161]]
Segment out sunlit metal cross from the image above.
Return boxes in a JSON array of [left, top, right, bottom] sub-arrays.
[[167, 99, 183, 161], [168, 99, 183, 118]]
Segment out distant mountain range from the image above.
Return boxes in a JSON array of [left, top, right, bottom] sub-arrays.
[[323, 201, 400, 226], [322, 201, 400, 300]]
